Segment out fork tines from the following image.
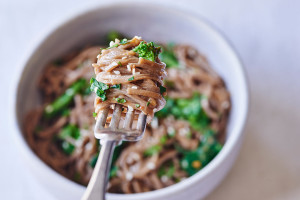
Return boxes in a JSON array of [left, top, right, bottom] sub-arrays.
[[94, 104, 147, 141]]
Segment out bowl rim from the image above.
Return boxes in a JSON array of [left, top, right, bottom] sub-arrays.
[[9, 1, 249, 199]]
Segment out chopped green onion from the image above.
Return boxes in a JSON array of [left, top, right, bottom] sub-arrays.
[[144, 145, 162, 156], [135, 104, 140, 108], [106, 30, 123, 43], [159, 85, 167, 94], [110, 166, 118, 178], [89, 154, 98, 168], [93, 112, 97, 117], [128, 76, 134, 81], [90, 78, 109, 101], [58, 124, 80, 140], [44, 79, 86, 118], [159, 43, 179, 68], [61, 141, 75, 155], [110, 84, 121, 89], [114, 97, 126, 104], [133, 41, 161, 62]]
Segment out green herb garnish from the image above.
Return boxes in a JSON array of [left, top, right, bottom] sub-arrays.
[[159, 43, 179, 68], [90, 78, 109, 101], [61, 141, 75, 155], [159, 85, 167, 94], [89, 154, 99, 168], [144, 145, 162, 156], [58, 124, 80, 140], [128, 76, 134, 81], [119, 38, 128, 44], [114, 97, 126, 104], [135, 104, 140, 108], [110, 166, 118, 178], [158, 162, 175, 178], [106, 30, 123, 43], [118, 61, 122, 66], [155, 93, 210, 132], [110, 84, 121, 89], [93, 112, 97, 117], [44, 79, 86, 118], [147, 101, 150, 106], [133, 41, 161, 62]]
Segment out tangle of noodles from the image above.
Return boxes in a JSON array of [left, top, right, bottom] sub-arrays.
[[23, 37, 230, 193], [92, 36, 166, 122]]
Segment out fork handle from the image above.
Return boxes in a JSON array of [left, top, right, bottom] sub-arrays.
[[82, 140, 117, 200]]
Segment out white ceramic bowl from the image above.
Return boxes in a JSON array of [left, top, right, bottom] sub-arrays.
[[10, 2, 248, 200]]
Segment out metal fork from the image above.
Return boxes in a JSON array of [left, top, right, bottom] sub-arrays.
[[81, 104, 147, 200]]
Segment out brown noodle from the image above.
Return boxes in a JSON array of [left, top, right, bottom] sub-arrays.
[[24, 42, 230, 193]]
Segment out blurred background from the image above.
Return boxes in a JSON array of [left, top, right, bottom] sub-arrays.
[[1, 0, 300, 199]]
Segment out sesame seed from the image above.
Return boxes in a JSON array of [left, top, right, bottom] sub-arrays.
[[146, 162, 155, 170], [127, 65, 131, 71], [151, 117, 159, 129], [134, 36, 142, 40], [181, 160, 188, 168], [113, 70, 120, 75], [85, 143, 93, 151], [110, 62, 118, 67], [131, 86, 138, 89], [128, 106, 133, 112], [109, 41, 114, 47], [161, 176, 168, 183], [125, 172, 133, 181]]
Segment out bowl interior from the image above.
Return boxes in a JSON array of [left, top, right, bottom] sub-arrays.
[[14, 3, 248, 200]]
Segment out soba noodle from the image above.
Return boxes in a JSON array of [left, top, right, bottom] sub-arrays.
[[92, 36, 166, 122], [24, 35, 230, 193]]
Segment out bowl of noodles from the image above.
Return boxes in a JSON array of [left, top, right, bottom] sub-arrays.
[[10, 2, 248, 200]]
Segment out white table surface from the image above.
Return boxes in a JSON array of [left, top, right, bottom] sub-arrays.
[[1, 0, 300, 199]]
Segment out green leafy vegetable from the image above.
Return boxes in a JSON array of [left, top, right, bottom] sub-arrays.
[[90, 78, 109, 101], [159, 43, 179, 68], [89, 154, 99, 168], [144, 145, 162, 156], [62, 109, 70, 117], [106, 30, 123, 43], [110, 84, 121, 89], [177, 130, 222, 176], [93, 112, 97, 117], [128, 76, 134, 81], [114, 97, 126, 104], [61, 141, 75, 155], [44, 79, 87, 118], [133, 41, 161, 62], [160, 135, 168, 144], [110, 166, 118, 178], [58, 124, 80, 140], [155, 93, 210, 132], [159, 85, 167, 94], [144, 135, 168, 157], [158, 162, 175, 178], [119, 38, 128, 44], [147, 101, 150, 106]]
